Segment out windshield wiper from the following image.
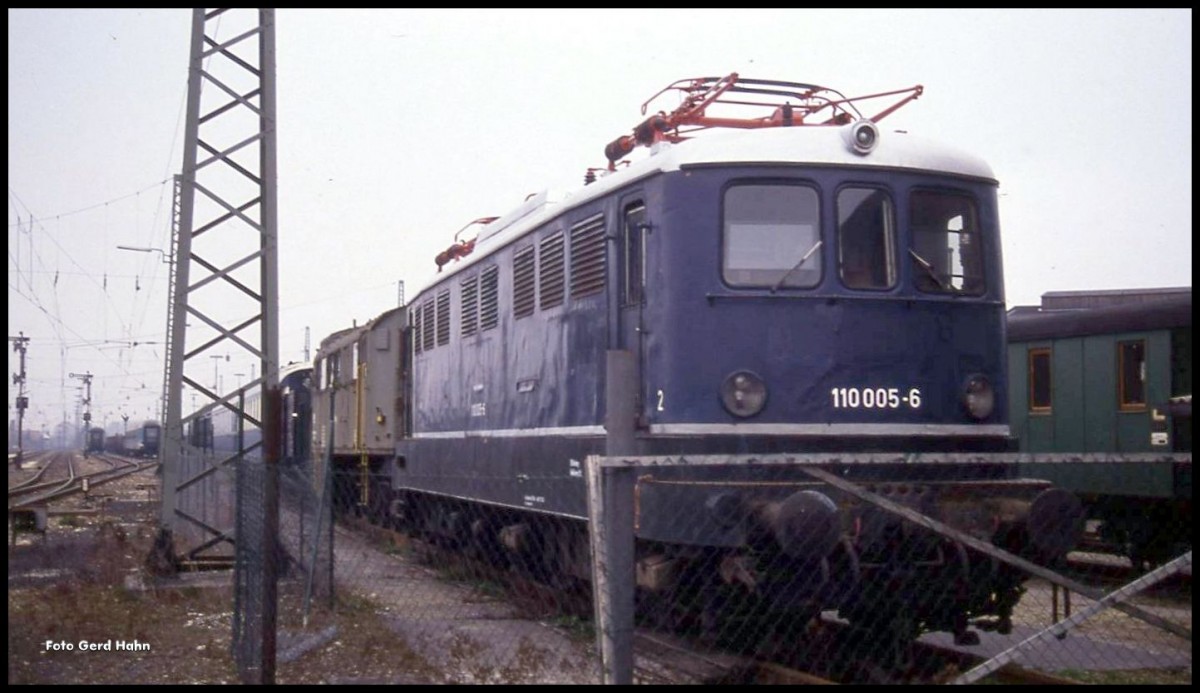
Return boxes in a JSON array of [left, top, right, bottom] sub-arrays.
[[908, 249, 954, 292], [771, 240, 823, 293]]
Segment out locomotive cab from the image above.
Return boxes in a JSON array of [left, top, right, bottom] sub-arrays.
[[628, 124, 1012, 454]]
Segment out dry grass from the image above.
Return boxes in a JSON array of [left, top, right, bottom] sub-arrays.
[[7, 466, 442, 685], [8, 522, 241, 684]]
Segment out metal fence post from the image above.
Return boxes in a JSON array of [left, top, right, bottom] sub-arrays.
[[589, 350, 637, 684], [261, 385, 280, 684]]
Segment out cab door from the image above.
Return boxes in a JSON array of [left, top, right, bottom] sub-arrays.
[[617, 200, 648, 423]]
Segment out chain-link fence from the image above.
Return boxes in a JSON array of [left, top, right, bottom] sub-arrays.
[[234, 452, 1191, 685], [275, 467, 599, 684], [589, 455, 1192, 685], [232, 456, 267, 683]]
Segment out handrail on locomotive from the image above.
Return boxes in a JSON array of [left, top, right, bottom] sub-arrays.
[[603, 72, 924, 167]]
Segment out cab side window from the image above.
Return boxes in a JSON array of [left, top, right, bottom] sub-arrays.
[[837, 187, 896, 289]]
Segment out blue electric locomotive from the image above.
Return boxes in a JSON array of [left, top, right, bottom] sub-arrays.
[[314, 75, 1078, 658]]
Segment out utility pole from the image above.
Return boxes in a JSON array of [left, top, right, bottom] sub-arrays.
[[70, 371, 94, 447], [10, 332, 30, 466], [210, 353, 228, 390], [303, 327, 310, 363]]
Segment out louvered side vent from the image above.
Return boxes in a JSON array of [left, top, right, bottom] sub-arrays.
[[413, 306, 422, 353], [436, 290, 451, 346], [480, 265, 499, 331], [513, 246, 536, 319], [539, 231, 565, 310], [422, 300, 435, 351], [571, 215, 606, 299], [461, 275, 478, 337]]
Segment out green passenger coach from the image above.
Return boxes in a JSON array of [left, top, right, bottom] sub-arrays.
[[1006, 287, 1191, 568]]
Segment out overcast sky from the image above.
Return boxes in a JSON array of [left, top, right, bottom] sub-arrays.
[[7, 8, 1192, 439]]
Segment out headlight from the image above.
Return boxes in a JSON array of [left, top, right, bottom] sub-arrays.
[[843, 119, 880, 155], [720, 370, 768, 418], [962, 374, 995, 420]]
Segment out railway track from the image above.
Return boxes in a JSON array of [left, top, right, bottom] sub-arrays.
[[1064, 550, 1191, 596], [8, 452, 155, 510], [8, 452, 77, 499], [7, 450, 64, 492]]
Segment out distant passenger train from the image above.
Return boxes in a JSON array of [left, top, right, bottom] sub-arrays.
[[1007, 288, 1191, 568], [108, 420, 162, 458], [86, 426, 105, 454], [192, 361, 313, 469]]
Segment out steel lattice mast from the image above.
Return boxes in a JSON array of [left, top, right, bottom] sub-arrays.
[[155, 8, 279, 568]]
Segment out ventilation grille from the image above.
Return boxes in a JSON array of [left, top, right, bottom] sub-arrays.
[[460, 275, 478, 337], [436, 290, 450, 346], [571, 216, 606, 299], [422, 300, 435, 351], [513, 246, 536, 319], [539, 231, 565, 310], [412, 306, 422, 353], [480, 265, 499, 331]]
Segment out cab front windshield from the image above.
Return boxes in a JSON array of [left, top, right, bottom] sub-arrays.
[[909, 191, 985, 295], [720, 182, 986, 295], [722, 184, 821, 289]]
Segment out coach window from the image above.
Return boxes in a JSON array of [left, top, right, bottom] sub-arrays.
[[326, 352, 339, 387], [723, 184, 821, 288], [622, 203, 646, 305], [1118, 340, 1146, 410], [837, 187, 896, 289], [1028, 348, 1052, 412], [909, 191, 984, 296]]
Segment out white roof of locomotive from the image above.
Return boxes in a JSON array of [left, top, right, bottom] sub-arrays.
[[664, 124, 996, 180], [417, 123, 996, 292]]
